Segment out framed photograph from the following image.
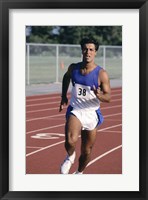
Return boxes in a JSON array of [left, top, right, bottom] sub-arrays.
[[0, 0, 147, 199]]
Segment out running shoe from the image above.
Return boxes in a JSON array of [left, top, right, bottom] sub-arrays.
[[74, 170, 83, 174], [60, 152, 76, 174]]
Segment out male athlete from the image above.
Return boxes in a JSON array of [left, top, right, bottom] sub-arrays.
[[59, 37, 111, 174]]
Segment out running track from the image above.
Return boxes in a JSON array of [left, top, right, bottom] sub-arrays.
[[26, 87, 122, 174]]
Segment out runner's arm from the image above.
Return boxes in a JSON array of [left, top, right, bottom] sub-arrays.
[[93, 70, 111, 103], [59, 64, 73, 112]]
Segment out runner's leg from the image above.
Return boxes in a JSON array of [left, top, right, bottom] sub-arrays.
[[78, 128, 97, 172], [65, 114, 82, 156]]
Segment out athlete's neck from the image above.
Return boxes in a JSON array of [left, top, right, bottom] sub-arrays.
[[80, 62, 97, 75], [81, 61, 96, 70]]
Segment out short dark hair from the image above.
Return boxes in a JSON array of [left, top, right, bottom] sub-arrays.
[[80, 37, 99, 51]]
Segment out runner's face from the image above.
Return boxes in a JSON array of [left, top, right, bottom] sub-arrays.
[[82, 43, 97, 63]]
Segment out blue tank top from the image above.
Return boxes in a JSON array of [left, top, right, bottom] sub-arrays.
[[70, 63, 103, 110], [71, 63, 102, 89]]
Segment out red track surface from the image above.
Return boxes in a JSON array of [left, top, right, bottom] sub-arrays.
[[26, 87, 122, 174]]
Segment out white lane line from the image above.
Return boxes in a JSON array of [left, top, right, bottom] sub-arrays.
[[26, 98, 122, 113], [26, 93, 122, 106], [26, 123, 65, 134], [27, 107, 59, 114], [26, 89, 122, 102], [72, 145, 122, 173], [26, 95, 68, 102], [97, 124, 122, 132], [104, 113, 122, 118], [26, 105, 122, 122], [101, 130, 121, 133], [26, 140, 65, 157], [26, 113, 122, 134], [27, 101, 60, 107], [86, 145, 122, 168], [48, 112, 122, 119], [26, 124, 122, 156]]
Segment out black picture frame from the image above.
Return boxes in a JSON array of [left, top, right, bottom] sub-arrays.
[[0, 0, 147, 199]]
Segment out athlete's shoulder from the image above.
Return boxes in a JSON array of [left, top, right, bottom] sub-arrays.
[[96, 65, 103, 71], [70, 62, 81, 68], [99, 68, 110, 81], [68, 62, 80, 71]]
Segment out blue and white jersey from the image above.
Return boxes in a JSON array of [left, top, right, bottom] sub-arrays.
[[70, 63, 103, 110]]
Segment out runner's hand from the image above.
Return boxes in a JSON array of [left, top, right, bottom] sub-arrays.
[[59, 96, 68, 112], [93, 85, 102, 99]]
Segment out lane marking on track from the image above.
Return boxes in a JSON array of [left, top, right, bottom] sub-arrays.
[[26, 123, 65, 134], [26, 105, 122, 122], [26, 113, 122, 134], [26, 98, 122, 112], [104, 113, 122, 118], [26, 124, 122, 157], [105, 119, 122, 122], [87, 145, 122, 167], [31, 133, 65, 139], [26, 93, 121, 107], [97, 124, 122, 132], [26, 140, 65, 157], [72, 145, 122, 173], [101, 130, 121, 133], [26, 89, 122, 102], [27, 124, 122, 139], [26, 94, 70, 102], [50, 112, 122, 119]]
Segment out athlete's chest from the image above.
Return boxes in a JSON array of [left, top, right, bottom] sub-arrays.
[[72, 67, 99, 89]]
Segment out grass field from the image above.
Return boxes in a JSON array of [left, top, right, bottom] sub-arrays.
[[26, 56, 122, 85]]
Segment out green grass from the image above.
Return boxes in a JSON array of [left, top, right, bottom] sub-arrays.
[[26, 56, 122, 84]]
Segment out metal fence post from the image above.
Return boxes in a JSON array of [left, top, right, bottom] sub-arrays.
[[26, 44, 30, 85], [103, 46, 106, 70], [56, 45, 59, 83]]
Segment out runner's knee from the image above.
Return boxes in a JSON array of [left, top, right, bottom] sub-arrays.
[[66, 131, 78, 147], [81, 146, 92, 156]]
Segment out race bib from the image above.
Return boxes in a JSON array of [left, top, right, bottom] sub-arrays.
[[73, 83, 95, 99]]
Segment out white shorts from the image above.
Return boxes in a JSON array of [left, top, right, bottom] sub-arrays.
[[66, 105, 104, 131]]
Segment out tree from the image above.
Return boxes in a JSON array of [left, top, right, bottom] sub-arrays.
[[26, 26, 122, 45]]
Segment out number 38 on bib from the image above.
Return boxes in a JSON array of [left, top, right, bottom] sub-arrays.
[[73, 83, 96, 100]]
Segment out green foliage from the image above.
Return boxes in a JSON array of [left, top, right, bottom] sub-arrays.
[[26, 26, 122, 46]]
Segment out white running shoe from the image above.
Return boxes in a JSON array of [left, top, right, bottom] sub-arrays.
[[60, 152, 76, 174], [74, 170, 83, 174]]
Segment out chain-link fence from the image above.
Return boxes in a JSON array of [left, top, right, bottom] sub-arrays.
[[26, 43, 122, 85]]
